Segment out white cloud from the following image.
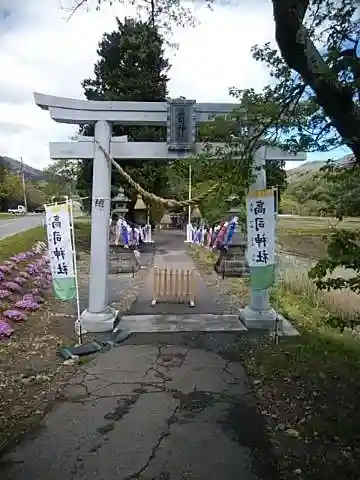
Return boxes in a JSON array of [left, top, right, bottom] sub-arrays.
[[0, 0, 275, 170]]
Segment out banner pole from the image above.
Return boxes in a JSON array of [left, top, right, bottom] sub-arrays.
[[68, 199, 83, 344]]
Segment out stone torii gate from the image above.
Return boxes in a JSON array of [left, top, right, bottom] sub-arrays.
[[34, 93, 305, 333]]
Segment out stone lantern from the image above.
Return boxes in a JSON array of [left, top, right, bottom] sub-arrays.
[[214, 195, 249, 278], [134, 194, 147, 225], [191, 205, 202, 227], [111, 187, 129, 217], [109, 187, 140, 275], [226, 195, 245, 232], [227, 203, 245, 244], [228, 204, 241, 216], [160, 212, 171, 229]]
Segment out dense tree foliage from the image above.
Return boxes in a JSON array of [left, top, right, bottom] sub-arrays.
[[0, 167, 48, 212], [282, 160, 360, 217], [165, 104, 287, 224], [0, 165, 24, 211], [71, 1, 360, 158], [72, 1, 360, 150], [74, 15, 286, 224], [76, 17, 172, 220], [0, 159, 79, 212], [43, 160, 80, 199], [308, 161, 360, 293]]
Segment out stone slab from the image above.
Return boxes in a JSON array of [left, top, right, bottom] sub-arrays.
[[138, 242, 155, 253], [239, 309, 299, 336], [272, 315, 300, 337], [214, 246, 250, 278], [108, 245, 140, 274], [117, 313, 248, 333]]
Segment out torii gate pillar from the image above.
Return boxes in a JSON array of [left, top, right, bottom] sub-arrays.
[[80, 120, 118, 332], [239, 150, 278, 329]]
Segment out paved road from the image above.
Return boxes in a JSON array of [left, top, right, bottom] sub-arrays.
[[1, 340, 274, 480], [0, 214, 44, 240]]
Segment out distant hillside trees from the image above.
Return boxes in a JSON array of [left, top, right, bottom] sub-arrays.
[[282, 160, 360, 218]]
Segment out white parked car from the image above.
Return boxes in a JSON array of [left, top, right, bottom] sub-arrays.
[[8, 205, 27, 215]]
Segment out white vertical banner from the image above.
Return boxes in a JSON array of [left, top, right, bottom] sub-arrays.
[[45, 202, 76, 301], [246, 189, 276, 290]]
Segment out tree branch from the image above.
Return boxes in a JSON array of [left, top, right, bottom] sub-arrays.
[[272, 0, 360, 160], [64, 0, 88, 21]]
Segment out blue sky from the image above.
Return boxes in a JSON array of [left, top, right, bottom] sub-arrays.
[[286, 146, 352, 170], [308, 147, 352, 162]]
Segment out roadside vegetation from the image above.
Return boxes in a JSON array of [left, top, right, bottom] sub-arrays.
[[190, 242, 360, 480], [0, 223, 90, 455]]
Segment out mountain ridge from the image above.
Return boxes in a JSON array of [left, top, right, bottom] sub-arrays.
[[286, 154, 354, 183], [0, 155, 45, 181]]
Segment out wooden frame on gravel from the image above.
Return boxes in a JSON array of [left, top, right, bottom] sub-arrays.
[[151, 267, 196, 307]]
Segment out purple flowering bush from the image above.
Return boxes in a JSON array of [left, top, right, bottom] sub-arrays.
[[3, 281, 23, 293], [0, 289, 11, 299], [0, 320, 13, 337], [3, 310, 27, 322], [0, 247, 53, 339]]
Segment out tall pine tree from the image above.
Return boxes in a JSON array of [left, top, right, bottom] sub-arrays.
[[76, 17, 171, 216]]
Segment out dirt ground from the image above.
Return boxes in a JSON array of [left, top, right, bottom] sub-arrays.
[[241, 332, 360, 480], [190, 246, 360, 480], [0, 307, 77, 454], [277, 215, 360, 259], [0, 244, 152, 458], [0, 268, 81, 454], [278, 232, 328, 259]]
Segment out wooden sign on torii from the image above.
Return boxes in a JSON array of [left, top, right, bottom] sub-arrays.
[[34, 93, 306, 334]]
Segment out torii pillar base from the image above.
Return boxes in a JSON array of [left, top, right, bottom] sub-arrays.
[[239, 306, 282, 330], [80, 307, 119, 334]]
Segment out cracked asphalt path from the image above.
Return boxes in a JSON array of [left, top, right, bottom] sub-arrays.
[[0, 333, 276, 480]]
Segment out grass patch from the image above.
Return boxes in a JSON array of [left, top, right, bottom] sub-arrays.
[[278, 216, 360, 231], [278, 231, 327, 259], [0, 226, 46, 263], [190, 245, 360, 479], [278, 216, 360, 259], [278, 256, 360, 330], [189, 245, 250, 302], [190, 245, 216, 272], [0, 222, 91, 266], [278, 222, 334, 259], [0, 213, 16, 220], [74, 221, 91, 251]]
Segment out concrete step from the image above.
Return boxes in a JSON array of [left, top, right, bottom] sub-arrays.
[[117, 313, 248, 333]]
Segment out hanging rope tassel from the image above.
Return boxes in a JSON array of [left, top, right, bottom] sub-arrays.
[[95, 140, 219, 208]]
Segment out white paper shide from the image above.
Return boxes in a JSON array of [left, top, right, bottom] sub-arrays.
[[45, 205, 75, 279], [246, 190, 275, 268]]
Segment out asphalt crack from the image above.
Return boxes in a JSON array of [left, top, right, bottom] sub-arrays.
[[123, 405, 180, 480]]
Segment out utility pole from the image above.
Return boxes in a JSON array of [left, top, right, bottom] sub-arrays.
[[187, 164, 192, 224], [20, 157, 28, 213], [184, 163, 193, 243]]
